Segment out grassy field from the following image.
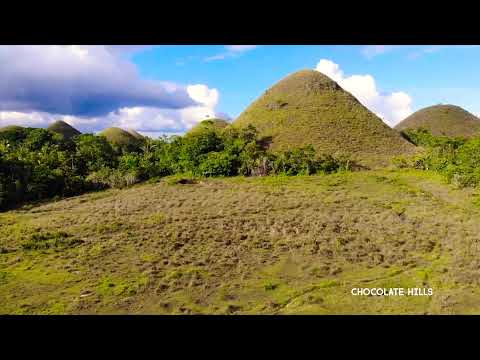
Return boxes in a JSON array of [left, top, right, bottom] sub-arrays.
[[2, 169, 480, 314]]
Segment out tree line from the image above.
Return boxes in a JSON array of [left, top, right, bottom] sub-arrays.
[[0, 123, 351, 210], [396, 128, 480, 188]]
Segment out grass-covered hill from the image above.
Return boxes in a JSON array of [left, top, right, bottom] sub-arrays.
[[395, 105, 480, 138], [47, 120, 81, 140], [99, 127, 141, 147], [0, 125, 27, 142], [0, 125, 24, 133], [126, 129, 145, 140], [234, 69, 416, 168], [187, 119, 230, 135], [2, 169, 480, 314]]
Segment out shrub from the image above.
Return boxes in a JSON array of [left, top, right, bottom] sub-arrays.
[[198, 151, 238, 177], [86, 168, 139, 189]]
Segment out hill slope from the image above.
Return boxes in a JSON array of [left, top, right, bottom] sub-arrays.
[[395, 105, 480, 138], [99, 127, 139, 147], [0, 125, 27, 142], [0, 125, 24, 133], [2, 170, 480, 314], [234, 69, 416, 168], [126, 129, 145, 140], [47, 121, 81, 139]]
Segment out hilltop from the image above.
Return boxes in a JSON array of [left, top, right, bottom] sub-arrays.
[[99, 127, 141, 148], [0, 125, 24, 133], [47, 120, 81, 139], [395, 105, 480, 138], [234, 70, 416, 168], [187, 118, 230, 135]]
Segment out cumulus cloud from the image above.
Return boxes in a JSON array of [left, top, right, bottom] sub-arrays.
[[0, 82, 225, 137], [315, 59, 413, 126], [205, 45, 258, 62], [0, 46, 228, 136], [0, 45, 195, 117]]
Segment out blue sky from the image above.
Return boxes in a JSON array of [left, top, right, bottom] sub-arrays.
[[131, 45, 480, 118], [0, 45, 479, 136]]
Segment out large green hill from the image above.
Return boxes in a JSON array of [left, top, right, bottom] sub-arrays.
[[126, 129, 145, 140], [395, 104, 480, 138], [234, 69, 416, 168]]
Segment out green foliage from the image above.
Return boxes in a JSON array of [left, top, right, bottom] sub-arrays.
[[198, 151, 237, 177], [86, 167, 139, 189], [272, 145, 319, 175], [394, 129, 480, 188], [401, 128, 466, 149], [0, 122, 353, 211], [74, 134, 116, 173]]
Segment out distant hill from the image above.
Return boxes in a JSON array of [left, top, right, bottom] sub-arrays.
[[187, 118, 230, 135], [395, 105, 480, 138], [0, 125, 24, 133], [47, 120, 81, 139], [99, 127, 140, 148], [126, 129, 145, 140], [234, 69, 416, 168], [0, 125, 27, 142]]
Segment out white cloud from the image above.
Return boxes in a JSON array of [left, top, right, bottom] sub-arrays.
[[361, 45, 396, 59], [0, 83, 226, 137], [225, 45, 258, 53], [315, 59, 413, 126], [0, 45, 229, 136], [406, 45, 480, 60], [187, 84, 219, 109], [205, 45, 258, 62], [0, 45, 194, 117]]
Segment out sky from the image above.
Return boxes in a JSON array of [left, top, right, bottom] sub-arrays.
[[1, 45, 479, 137]]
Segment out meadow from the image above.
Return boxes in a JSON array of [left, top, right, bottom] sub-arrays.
[[2, 169, 480, 314]]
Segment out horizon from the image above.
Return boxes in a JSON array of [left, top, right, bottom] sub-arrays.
[[1, 45, 480, 138]]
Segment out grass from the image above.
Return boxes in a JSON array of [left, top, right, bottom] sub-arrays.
[[395, 104, 480, 138], [2, 168, 480, 314], [233, 70, 416, 168]]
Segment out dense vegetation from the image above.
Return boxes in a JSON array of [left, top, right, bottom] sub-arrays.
[[0, 124, 351, 210], [396, 128, 480, 188]]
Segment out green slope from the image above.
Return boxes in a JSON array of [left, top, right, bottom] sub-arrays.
[[234, 69, 416, 168], [47, 121, 81, 139], [99, 127, 139, 147], [395, 105, 480, 138]]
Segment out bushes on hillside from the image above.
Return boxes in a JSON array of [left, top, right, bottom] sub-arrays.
[[0, 123, 353, 210], [395, 129, 480, 188]]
